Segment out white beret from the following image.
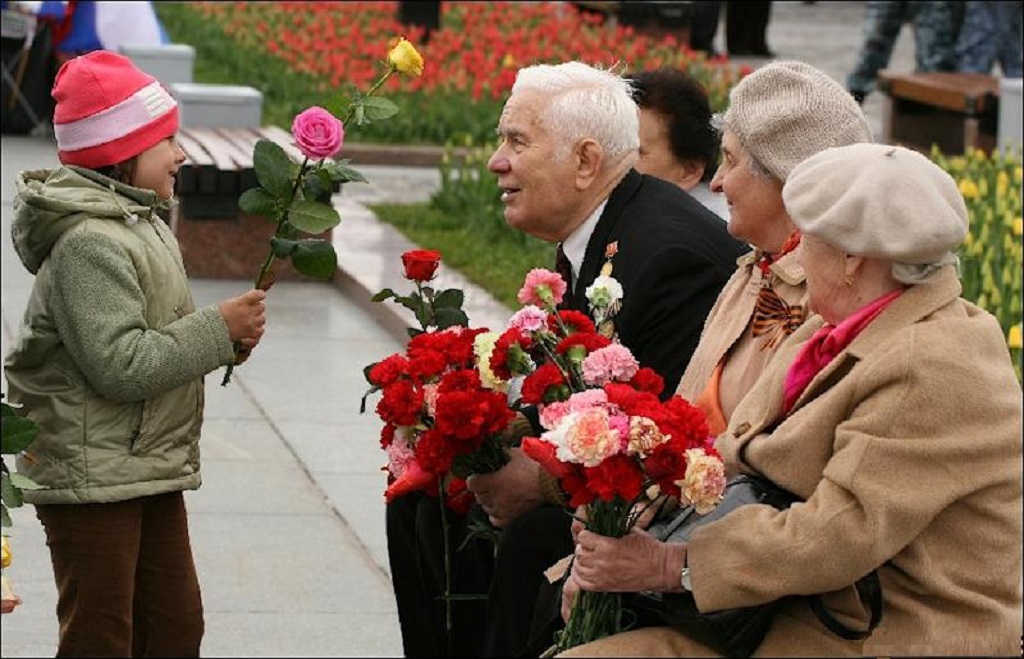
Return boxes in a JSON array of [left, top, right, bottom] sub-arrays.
[[783, 143, 969, 264]]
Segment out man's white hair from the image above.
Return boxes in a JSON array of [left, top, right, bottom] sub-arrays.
[[511, 61, 639, 161]]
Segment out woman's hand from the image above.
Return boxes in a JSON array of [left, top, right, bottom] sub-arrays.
[[561, 569, 581, 623], [572, 528, 687, 593]]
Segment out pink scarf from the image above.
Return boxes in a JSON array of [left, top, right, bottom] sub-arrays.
[[782, 289, 904, 415]]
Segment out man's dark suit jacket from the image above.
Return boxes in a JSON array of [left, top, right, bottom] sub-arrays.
[[563, 167, 748, 396], [388, 168, 749, 658]]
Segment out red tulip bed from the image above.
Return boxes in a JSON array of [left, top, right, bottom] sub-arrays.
[[157, 1, 749, 145]]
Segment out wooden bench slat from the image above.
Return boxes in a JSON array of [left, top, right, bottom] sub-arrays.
[[257, 124, 307, 164], [180, 127, 242, 171], [215, 127, 262, 166], [177, 130, 215, 167]]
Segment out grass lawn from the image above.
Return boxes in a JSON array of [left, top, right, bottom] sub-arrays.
[[368, 202, 554, 311]]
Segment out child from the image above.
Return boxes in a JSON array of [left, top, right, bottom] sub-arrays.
[[3, 50, 266, 656]]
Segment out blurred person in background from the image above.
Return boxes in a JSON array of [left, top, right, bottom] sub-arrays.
[[629, 67, 730, 220], [956, 0, 1023, 78], [846, 1, 962, 104]]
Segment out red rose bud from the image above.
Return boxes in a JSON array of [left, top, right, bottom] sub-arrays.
[[401, 249, 442, 282]]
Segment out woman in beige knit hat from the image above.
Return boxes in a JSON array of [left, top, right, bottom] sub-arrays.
[[673, 59, 873, 438], [558, 143, 1023, 656]]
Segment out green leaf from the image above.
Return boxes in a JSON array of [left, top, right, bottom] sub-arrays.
[[1, 506, 10, 528], [323, 160, 368, 184], [1, 472, 24, 509], [303, 171, 330, 202], [253, 139, 295, 198], [434, 307, 468, 329], [361, 96, 400, 121], [433, 288, 465, 311], [288, 199, 341, 234], [9, 472, 42, 490], [270, 237, 299, 258], [371, 288, 397, 303], [1, 415, 38, 454], [238, 186, 278, 218], [291, 240, 338, 279]]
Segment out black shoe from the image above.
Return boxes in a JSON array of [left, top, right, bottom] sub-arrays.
[[850, 89, 867, 105]]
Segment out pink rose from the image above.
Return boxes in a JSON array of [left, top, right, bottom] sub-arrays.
[[291, 106, 345, 160]]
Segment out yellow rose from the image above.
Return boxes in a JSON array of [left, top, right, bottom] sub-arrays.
[[387, 37, 424, 77], [1009, 324, 1022, 349], [1, 536, 10, 573]]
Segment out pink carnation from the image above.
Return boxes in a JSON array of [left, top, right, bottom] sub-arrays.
[[539, 400, 571, 430], [564, 409, 622, 467], [517, 269, 567, 308], [508, 305, 549, 333], [582, 344, 639, 386], [292, 106, 345, 159], [677, 448, 727, 514], [385, 432, 416, 479]]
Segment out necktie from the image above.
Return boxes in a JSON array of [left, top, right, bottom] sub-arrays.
[[555, 243, 573, 309]]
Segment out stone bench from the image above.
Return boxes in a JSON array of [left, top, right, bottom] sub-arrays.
[[169, 82, 263, 129], [171, 124, 335, 281], [878, 70, 1000, 155], [119, 43, 195, 85]]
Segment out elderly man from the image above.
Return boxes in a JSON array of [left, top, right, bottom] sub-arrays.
[[386, 61, 747, 657]]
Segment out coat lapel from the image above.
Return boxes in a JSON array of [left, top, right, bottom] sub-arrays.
[[570, 169, 642, 310]]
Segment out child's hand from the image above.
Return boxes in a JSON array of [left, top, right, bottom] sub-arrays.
[[218, 289, 267, 348]]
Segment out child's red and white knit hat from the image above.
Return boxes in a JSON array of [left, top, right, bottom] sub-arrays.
[[51, 50, 179, 168]]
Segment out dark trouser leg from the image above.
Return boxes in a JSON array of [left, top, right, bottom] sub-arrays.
[[388, 493, 494, 657], [35, 492, 203, 658], [130, 492, 203, 657], [387, 492, 444, 657], [482, 504, 575, 658], [689, 2, 723, 54]]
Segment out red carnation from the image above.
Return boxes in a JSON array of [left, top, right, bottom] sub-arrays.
[[629, 367, 664, 397], [376, 379, 424, 426], [584, 454, 645, 502], [549, 309, 595, 335], [555, 332, 611, 357], [368, 354, 409, 388], [521, 363, 567, 405]]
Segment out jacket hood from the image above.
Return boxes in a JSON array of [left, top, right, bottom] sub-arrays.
[[12, 166, 169, 274]]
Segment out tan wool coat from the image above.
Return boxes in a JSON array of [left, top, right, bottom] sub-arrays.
[[568, 267, 1023, 657]]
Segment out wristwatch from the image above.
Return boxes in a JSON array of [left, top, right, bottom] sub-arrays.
[[680, 557, 692, 592]]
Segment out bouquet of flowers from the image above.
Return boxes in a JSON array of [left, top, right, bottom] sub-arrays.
[[480, 268, 727, 653], [362, 249, 519, 641], [221, 37, 425, 385], [1, 394, 42, 615]]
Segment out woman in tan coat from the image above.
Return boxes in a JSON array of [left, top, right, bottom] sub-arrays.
[[561, 143, 1023, 656]]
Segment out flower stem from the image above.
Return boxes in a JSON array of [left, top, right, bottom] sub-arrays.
[[221, 157, 310, 386], [437, 476, 454, 655], [340, 68, 395, 125]]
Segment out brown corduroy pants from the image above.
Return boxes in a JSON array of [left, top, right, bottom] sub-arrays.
[[35, 491, 204, 658]]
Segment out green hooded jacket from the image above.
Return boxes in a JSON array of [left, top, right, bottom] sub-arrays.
[[4, 166, 235, 504]]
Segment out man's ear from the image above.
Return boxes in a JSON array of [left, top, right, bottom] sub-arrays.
[[575, 139, 603, 190]]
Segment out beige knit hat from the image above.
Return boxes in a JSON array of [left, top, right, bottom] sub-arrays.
[[783, 143, 969, 265], [723, 60, 872, 181]]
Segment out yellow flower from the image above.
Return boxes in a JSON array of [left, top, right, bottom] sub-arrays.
[[502, 53, 516, 69], [997, 170, 1009, 197], [387, 37, 424, 77], [958, 178, 980, 200], [1, 535, 10, 569], [473, 332, 506, 392], [1009, 324, 1022, 349], [1013, 217, 1023, 236]]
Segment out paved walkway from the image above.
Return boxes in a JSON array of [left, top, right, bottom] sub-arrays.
[[1, 2, 916, 656]]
